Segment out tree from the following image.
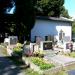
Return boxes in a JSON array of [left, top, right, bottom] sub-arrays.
[[0, 0, 13, 41], [72, 20, 75, 34], [0, 0, 36, 43], [60, 6, 70, 18], [15, 0, 36, 42], [35, 0, 64, 17]]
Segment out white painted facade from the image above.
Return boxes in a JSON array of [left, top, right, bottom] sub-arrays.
[[31, 17, 72, 42]]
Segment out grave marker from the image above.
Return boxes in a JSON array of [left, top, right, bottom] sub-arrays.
[[40, 41, 53, 50]]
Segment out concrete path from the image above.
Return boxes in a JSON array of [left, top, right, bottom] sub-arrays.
[[50, 55, 75, 65], [44, 50, 75, 75], [44, 51, 75, 66], [0, 46, 25, 75]]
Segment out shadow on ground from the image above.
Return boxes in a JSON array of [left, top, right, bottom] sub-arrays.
[[0, 56, 27, 75]]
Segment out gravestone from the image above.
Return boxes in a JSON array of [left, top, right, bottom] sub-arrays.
[[63, 42, 71, 53], [34, 44, 39, 52], [5, 36, 18, 56], [4, 36, 18, 46], [36, 36, 43, 45], [30, 43, 35, 52], [9, 36, 18, 45], [40, 41, 53, 50]]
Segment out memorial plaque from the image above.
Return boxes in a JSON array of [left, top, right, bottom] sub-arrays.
[[9, 36, 18, 45], [40, 41, 53, 50], [66, 43, 70, 49], [43, 42, 52, 50]]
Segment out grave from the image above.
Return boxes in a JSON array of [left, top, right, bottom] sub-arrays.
[[9, 36, 18, 45], [40, 41, 53, 50], [4, 36, 18, 46], [30, 43, 35, 52], [5, 36, 18, 56], [63, 42, 73, 53]]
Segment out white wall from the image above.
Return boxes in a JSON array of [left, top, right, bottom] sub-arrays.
[[31, 19, 72, 42]]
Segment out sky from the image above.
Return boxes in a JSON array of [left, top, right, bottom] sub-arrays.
[[64, 0, 75, 19]]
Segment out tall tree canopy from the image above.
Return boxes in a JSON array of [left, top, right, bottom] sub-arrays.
[[15, 0, 36, 42], [72, 20, 75, 34], [0, 0, 36, 43], [61, 6, 70, 18], [35, 0, 64, 17]]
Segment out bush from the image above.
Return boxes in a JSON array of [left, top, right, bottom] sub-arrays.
[[33, 50, 45, 57], [31, 57, 55, 70], [13, 43, 23, 57], [16, 43, 23, 48]]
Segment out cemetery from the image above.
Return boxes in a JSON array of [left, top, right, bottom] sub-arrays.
[[2, 34, 75, 75], [1, 17, 75, 75], [21, 36, 75, 75], [0, 0, 75, 75]]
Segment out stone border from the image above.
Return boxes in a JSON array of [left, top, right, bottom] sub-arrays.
[[22, 57, 63, 75], [63, 61, 75, 70]]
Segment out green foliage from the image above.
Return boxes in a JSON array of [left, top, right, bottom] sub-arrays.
[[64, 52, 75, 58], [72, 21, 75, 33], [61, 6, 70, 18], [13, 43, 22, 52], [0, 0, 36, 43], [69, 52, 75, 58], [31, 57, 55, 70], [15, 0, 36, 42], [35, 0, 64, 17], [13, 47, 22, 52], [33, 50, 45, 57], [13, 43, 23, 56], [25, 68, 40, 75], [16, 43, 23, 48], [57, 70, 68, 75]]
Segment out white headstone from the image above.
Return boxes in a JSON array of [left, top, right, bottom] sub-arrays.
[[30, 43, 35, 52], [34, 44, 39, 53]]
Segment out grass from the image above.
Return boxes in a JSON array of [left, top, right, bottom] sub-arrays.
[[24, 68, 68, 75], [24, 68, 41, 75], [2, 48, 7, 55], [0, 45, 8, 56], [56, 70, 68, 75], [64, 52, 75, 58], [69, 52, 75, 57]]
